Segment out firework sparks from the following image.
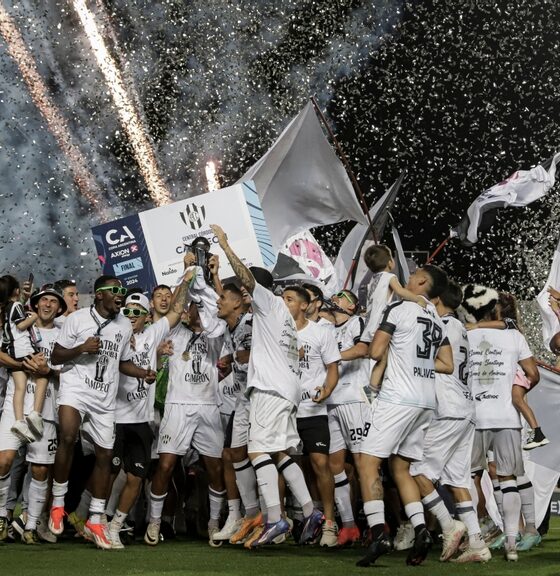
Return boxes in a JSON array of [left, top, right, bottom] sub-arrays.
[[205, 160, 220, 192], [0, 4, 103, 211], [72, 0, 171, 207]]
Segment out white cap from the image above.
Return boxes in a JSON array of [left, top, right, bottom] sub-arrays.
[[125, 293, 150, 312]]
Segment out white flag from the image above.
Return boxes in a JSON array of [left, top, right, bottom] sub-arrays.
[[536, 239, 560, 350], [239, 101, 368, 251], [451, 153, 560, 246]]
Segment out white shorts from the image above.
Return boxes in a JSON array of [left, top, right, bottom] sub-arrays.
[[0, 406, 57, 465], [231, 396, 250, 449], [471, 429, 524, 477], [158, 403, 223, 458], [360, 399, 433, 461], [247, 390, 299, 454], [328, 402, 372, 454], [58, 392, 115, 450], [411, 418, 475, 488]]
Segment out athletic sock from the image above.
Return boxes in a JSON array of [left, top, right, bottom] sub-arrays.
[[208, 488, 226, 529], [149, 491, 167, 524], [277, 455, 313, 518], [517, 476, 537, 532], [75, 489, 92, 519], [51, 480, 68, 509], [88, 497, 106, 524], [363, 500, 385, 539], [492, 478, 504, 519], [422, 490, 454, 532], [227, 498, 242, 522], [455, 500, 484, 547], [252, 455, 281, 523], [334, 471, 355, 528], [25, 478, 48, 531], [233, 458, 260, 517], [500, 479, 521, 547], [404, 501, 426, 533], [0, 473, 10, 516], [111, 509, 128, 530]]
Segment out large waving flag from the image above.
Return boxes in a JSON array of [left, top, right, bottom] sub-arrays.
[[239, 101, 368, 251], [536, 238, 560, 350], [334, 172, 405, 292], [451, 153, 560, 246]]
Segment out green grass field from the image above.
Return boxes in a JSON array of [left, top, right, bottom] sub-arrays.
[[2, 520, 560, 576]]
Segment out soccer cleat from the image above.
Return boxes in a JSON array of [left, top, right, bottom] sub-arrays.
[[356, 532, 393, 567], [11, 514, 26, 537], [299, 508, 324, 544], [489, 533, 506, 550], [84, 520, 112, 550], [337, 525, 361, 547], [251, 518, 290, 548], [320, 520, 338, 547], [516, 531, 542, 551], [208, 525, 223, 548], [25, 410, 44, 440], [108, 522, 124, 549], [272, 517, 293, 544], [406, 526, 433, 566], [36, 514, 57, 543], [48, 506, 66, 536], [440, 519, 466, 561], [523, 428, 550, 451], [212, 516, 244, 541], [243, 524, 264, 549], [68, 511, 87, 538], [229, 513, 263, 544], [21, 529, 39, 545], [504, 543, 518, 562], [451, 544, 492, 563], [393, 521, 415, 551], [0, 516, 9, 541], [11, 419, 35, 444], [144, 521, 161, 546]]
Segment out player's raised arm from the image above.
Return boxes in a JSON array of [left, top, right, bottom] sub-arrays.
[[210, 224, 256, 294]]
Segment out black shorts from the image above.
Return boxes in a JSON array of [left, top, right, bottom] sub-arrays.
[[112, 422, 153, 479], [297, 416, 330, 455], [223, 412, 234, 449]]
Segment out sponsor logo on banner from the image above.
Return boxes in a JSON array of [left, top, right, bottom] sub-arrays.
[[180, 203, 206, 230], [105, 225, 136, 246], [113, 258, 144, 276]]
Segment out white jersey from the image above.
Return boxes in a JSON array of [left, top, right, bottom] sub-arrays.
[[378, 300, 447, 410], [165, 324, 223, 405], [435, 315, 474, 422], [363, 271, 394, 343], [297, 320, 341, 418], [247, 284, 300, 406], [2, 301, 36, 358], [115, 317, 170, 425], [468, 328, 532, 430], [56, 306, 133, 413], [328, 315, 370, 405], [222, 312, 252, 398], [0, 367, 7, 412]]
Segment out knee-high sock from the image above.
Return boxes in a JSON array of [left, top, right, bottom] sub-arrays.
[[492, 478, 504, 519], [277, 456, 313, 517], [456, 500, 484, 546], [517, 475, 536, 531], [233, 458, 259, 517], [422, 490, 453, 532], [252, 455, 281, 523], [0, 473, 11, 517], [500, 479, 521, 546], [208, 487, 226, 528], [88, 497, 106, 524], [149, 491, 167, 524], [26, 478, 48, 530], [404, 501, 426, 530], [334, 471, 355, 528], [51, 480, 68, 509]]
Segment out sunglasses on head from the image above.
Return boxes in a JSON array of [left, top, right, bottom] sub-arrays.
[[96, 286, 127, 296], [123, 307, 148, 317], [335, 291, 355, 305]]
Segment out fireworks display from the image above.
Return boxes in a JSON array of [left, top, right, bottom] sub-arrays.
[[1, 0, 559, 334]]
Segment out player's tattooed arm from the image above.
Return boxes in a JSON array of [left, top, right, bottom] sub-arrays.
[[210, 224, 256, 294], [167, 270, 193, 329]]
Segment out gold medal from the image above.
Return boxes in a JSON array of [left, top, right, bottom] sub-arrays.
[[182, 350, 191, 361]]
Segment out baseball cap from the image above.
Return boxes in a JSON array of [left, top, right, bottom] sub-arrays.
[[125, 293, 150, 312]]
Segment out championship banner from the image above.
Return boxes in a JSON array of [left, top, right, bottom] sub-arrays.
[[92, 181, 275, 291]]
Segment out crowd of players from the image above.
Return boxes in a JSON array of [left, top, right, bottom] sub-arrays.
[[0, 222, 555, 566]]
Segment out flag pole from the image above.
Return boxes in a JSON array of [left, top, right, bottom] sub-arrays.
[[426, 235, 452, 264], [311, 96, 374, 229]]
